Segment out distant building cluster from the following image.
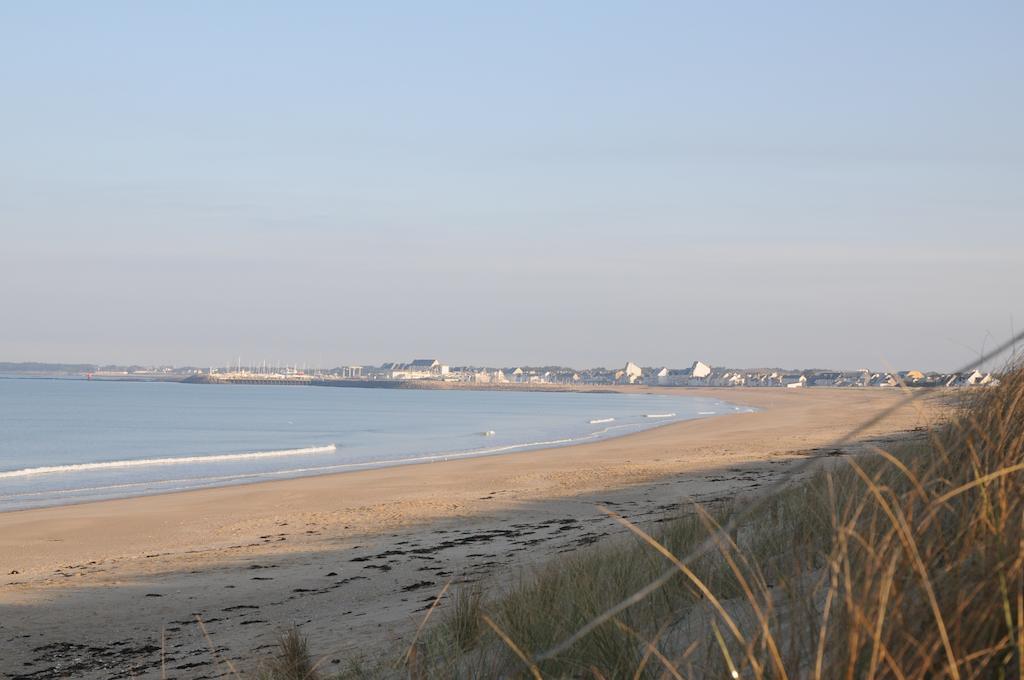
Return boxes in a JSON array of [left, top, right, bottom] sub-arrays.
[[358, 359, 1002, 389], [4, 359, 1001, 390], [645, 365, 1001, 389]]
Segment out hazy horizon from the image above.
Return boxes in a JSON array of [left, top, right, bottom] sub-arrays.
[[3, 3, 1022, 372]]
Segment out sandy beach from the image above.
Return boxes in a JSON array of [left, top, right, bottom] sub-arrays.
[[0, 387, 945, 678]]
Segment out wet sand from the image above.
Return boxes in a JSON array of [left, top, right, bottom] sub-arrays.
[[0, 387, 945, 678]]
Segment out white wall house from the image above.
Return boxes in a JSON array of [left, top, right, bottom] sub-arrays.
[[691, 361, 712, 379], [388, 358, 445, 380], [685, 360, 712, 385], [621, 361, 643, 384]]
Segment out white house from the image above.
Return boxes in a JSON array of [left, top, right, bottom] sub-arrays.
[[621, 361, 643, 384], [389, 358, 445, 380], [714, 371, 745, 387], [683, 360, 713, 386], [410, 359, 441, 372]]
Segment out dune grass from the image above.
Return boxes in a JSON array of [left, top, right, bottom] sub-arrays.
[[259, 366, 1024, 679], [254, 629, 322, 680]]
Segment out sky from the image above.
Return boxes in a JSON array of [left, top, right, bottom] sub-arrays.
[[1, 2, 1022, 371]]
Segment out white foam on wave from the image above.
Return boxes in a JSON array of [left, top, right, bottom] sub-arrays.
[[589, 417, 615, 424], [0, 444, 337, 479], [645, 413, 676, 419], [3, 424, 647, 504], [2, 412, 724, 511], [698, 411, 717, 415]]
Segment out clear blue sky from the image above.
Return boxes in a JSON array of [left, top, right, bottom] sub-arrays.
[[2, 2, 1021, 370]]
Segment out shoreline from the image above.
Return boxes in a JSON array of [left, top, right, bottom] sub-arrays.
[[0, 387, 946, 678], [0, 389, 741, 521], [0, 386, 739, 514]]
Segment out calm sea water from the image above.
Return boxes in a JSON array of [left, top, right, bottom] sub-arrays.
[[0, 378, 746, 511]]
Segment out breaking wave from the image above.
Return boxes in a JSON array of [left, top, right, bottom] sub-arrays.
[[0, 444, 337, 479]]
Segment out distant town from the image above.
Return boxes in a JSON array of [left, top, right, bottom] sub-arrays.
[[0, 359, 1002, 389]]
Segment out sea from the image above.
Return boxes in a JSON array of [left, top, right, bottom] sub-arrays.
[[0, 378, 749, 512]]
